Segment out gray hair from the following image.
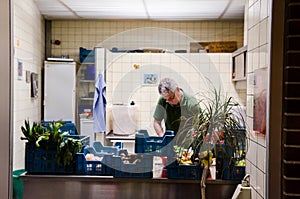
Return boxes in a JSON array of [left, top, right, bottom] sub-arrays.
[[158, 78, 178, 95]]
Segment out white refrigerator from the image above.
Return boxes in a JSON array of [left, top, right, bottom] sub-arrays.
[[44, 61, 76, 123]]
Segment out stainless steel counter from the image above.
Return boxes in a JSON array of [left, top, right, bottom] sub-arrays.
[[20, 174, 239, 199]]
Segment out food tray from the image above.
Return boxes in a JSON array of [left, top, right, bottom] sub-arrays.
[[135, 130, 175, 156]]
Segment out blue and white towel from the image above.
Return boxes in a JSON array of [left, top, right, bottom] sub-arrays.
[[93, 74, 106, 133]]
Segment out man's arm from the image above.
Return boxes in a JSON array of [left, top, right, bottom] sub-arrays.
[[153, 119, 164, 137]]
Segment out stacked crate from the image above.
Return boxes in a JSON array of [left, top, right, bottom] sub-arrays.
[[25, 135, 89, 174]]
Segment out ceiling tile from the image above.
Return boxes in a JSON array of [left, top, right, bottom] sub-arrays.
[[34, 0, 246, 20], [34, 0, 69, 11]]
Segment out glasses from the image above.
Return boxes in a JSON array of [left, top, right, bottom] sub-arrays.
[[165, 91, 176, 102]]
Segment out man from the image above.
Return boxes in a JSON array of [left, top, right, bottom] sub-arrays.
[[153, 78, 201, 137]]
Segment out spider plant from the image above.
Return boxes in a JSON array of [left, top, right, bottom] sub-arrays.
[[175, 86, 247, 165], [173, 86, 248, 199]]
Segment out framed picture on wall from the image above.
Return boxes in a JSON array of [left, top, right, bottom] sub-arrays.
[[253, 67, 268, 135], [18, 60, 23, 80], [26, 71, 31, 83], [143, 73, 159, 85], [31, 73, 38, 98]]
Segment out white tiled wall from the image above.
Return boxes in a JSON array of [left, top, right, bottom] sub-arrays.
[[53, 20, 246, 135], [13, 0, 45, 170], [102, 50, 245, 135], [245, 0, 271, 198], [51, 20, 244, 62]]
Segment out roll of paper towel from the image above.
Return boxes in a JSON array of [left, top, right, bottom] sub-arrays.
[[110, 104, 139, 135]]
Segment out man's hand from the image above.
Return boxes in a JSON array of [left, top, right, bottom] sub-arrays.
[[153, 119, 164, 137], [157, 131, 164, 137]]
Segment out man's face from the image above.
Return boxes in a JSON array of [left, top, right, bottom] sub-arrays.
[[162, 88, 180, 105]]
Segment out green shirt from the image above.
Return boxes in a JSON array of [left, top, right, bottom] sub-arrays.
[[153, 90, 200, 134]]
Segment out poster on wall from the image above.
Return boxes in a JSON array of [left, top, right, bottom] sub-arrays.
[[26, 71, 31, 83], [31, 73, 38, 98], [253, 67, 268, 135], [143, 73, 159, 85], [18, 60, 23, 80]]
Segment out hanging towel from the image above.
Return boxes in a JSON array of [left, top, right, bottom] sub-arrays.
[[93, 74, 106, 133]]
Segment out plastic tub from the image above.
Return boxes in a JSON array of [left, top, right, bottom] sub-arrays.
[[13, 169, 25, 199]]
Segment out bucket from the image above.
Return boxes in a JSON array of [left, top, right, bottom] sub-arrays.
[[110, 104, 139, 135], [13, 169, 25, 199]]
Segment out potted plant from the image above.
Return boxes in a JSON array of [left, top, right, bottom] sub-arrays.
[[21, 120, 83, 173], [173, 87, 248, 198]]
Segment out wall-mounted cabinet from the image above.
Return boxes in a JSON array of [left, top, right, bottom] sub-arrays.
[[232, 46, 247, 81]]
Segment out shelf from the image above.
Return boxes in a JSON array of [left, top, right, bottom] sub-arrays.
[[232, 46, 247, 81], [80, 98, 94, 101], [80, 62, 94, 65], [77, 60, 96, 127], [232, 77, 246, 82], [79, 79, 95, 83]]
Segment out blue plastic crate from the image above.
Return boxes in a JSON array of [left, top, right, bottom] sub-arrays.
[[215, 141, 246, 180], [25, 142, 75, 174], [41, 121, 78, 135], [60, 123, 78, 135], [232, 166, 245, 180], [221, 165, 245, 180], [25, 135, 89, 174], [76, 150, 114, 175], [112, 154, 153, 178], [166, 158, 204, 180], [135, 130, 175, 156], [66, 135, 90, 150], [80, 47, 95, 63], [92, 141, 120, 155]]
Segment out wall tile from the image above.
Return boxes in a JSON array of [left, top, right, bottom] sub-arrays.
[[252, 48, 260, 72], [259, 19, 268, 46], [250, 162, 258, 192], [257, 134, 266, 147], [247, 95, 254, 117], [260, 0, 269, 20], [253, 1, 261, 26], [247, 73, 255, 95], [257, 144, 266, 172], [259, 45, 268, 68], [13, 0, 45, 169], [248, 4, 255, 29], [256, 168, 265, 197], [248, 139, 257, 165]]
